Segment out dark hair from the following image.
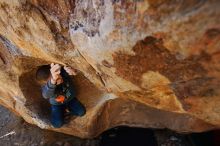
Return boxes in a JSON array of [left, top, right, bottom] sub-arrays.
[[36, 65, 51, 81]]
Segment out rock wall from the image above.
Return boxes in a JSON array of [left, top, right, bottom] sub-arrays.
[[0, 0, 219, 138]]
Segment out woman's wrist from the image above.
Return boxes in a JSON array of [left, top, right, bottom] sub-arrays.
[[50, 77, 57, 85]]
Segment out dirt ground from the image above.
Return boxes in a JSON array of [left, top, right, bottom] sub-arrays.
[[0, 105, 195, 146], [0, 105, 100, 146]]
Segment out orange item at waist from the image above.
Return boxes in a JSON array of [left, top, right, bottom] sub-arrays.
[[55, 95, 65, 103]]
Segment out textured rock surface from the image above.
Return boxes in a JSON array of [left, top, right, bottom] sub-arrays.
[[0, 0, 219, 138], [0, 105, 99, 146]]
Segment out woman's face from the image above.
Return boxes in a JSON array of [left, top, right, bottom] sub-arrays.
[[56, 75, 63, 85]]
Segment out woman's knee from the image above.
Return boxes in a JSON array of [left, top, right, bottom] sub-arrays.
[[77, 107, 86, 117], [68, 99, 86, 116]]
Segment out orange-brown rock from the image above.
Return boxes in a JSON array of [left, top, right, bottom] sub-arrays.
[[0, 0, 219, 138]]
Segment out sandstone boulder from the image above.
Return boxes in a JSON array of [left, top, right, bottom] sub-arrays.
[[0, 0, 219, 138]]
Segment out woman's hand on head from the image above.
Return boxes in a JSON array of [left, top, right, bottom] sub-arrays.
[[50, 63, 62, 84]]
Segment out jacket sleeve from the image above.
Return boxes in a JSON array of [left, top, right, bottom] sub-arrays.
[[64, 75, 76, 98], [42, 79, 56, 99]]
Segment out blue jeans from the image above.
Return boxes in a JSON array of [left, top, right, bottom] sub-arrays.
[[50, 98, 86, 128]]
